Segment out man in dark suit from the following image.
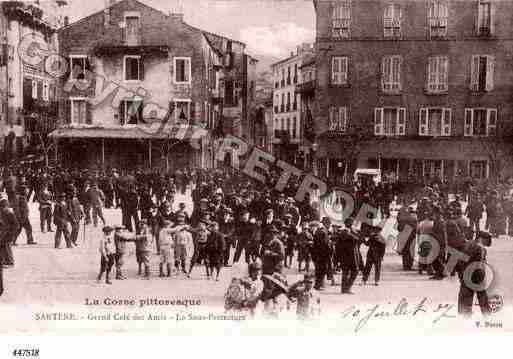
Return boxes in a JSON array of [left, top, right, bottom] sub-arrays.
[[362, 224, 386, 286], [310, 221, 332, 291], [0, 197, 20, 297], [337, 218, 361, 294]]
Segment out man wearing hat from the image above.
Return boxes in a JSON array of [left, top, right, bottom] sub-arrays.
[[361, 224, 386, 286], [173, 214, 193, 275], [158, 220, 177, 278], [188, 219, 210, 278], [206, 221, 225, 281], [114, 226, 128, 280], [53, 193, 72, 249], [336, 218, 361, 294], [67, 191, 84, 247], [134, 219, 153, 279], [0, 197, 19, 270], [97, 226, 116, 285], [13, 186, 36, 246], [191, 198, 210, 227], [38, 184, 53, 233], [232, 210, 258, 264], [310, 220, 332, 290], [261, 225, 285, 275]]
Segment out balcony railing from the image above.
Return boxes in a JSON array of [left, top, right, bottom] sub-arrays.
[[295, 80, 316, 94]]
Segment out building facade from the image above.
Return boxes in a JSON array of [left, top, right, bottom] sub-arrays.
[[53, 0, 248, 171], [0, 1, 65, 164], [296, 53, 316, 171], [314, 0, 513, 183], [271, 43, 314, 166]]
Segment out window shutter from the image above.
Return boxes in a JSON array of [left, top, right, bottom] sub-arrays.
[[140, 57, 145, 81], [490, 1, 496, 35], [382, 57, 389, 91], [332, 57, 340, 84], [85, 101, 92, 125], [341, 57, 348, 84], [419, 108, 428, 135], [119, 101, 125, 125], [442, 108, 451, 136], [476, 1, 482, 34], [487, 108, 497, 136], [37, 81, 43, 100], [485, 55, 494, 92], [470, 55, 479, 91], [397, 107, 406, 135], [64, 99, 71, 124], [339, 106, 347, 132], [329, 106, 336, 130], [427, 57, 436, 91], [395, 57, 402, 91], [32, 80, 37, 99], [374, 107, 384, 135], [464, 108, 473, 136]]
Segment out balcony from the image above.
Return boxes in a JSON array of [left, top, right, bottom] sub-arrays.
[[280, 104, 285, 113], [295, 80, 316, 94]]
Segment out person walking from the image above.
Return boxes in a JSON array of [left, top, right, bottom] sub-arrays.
[[38, 185, 53, 233], [14, 186, 36, 245], [97, 226, 116, 285], [53, 193, 72, 249], [87, 183, 106, 228]]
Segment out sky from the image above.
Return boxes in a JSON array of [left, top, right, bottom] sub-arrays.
[[59, 0, 316, 66]]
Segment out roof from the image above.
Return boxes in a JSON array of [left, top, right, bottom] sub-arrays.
[[49, 124, 207, 140]]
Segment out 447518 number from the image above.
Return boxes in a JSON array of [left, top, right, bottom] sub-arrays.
[[12, 349, 39, 357]]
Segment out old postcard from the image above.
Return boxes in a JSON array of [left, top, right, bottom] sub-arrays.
[[0, 0, 512, 348]]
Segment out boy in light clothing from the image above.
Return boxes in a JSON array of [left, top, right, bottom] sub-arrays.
[[97, 226, 116, 285]]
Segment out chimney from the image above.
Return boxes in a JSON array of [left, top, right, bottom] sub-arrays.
[[64, 16, 69, 26]]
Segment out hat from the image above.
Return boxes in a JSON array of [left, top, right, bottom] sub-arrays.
[[303, 273, 314, 283], [265, 208, 274, 214], [309, 220, 320, 227], [162, 220, 173, 226], [200, 198, 209, 203], [179, 202, 186, 208], [114, 225, 126, 231], [287, 197, 295, 203], [102, 226, 114, 234]]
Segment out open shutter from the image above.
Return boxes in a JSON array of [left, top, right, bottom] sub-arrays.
[[341, 57, 348, 84], [476, 0, 482, 34], [119, 101, 125, 125], [328, 107, 336, 130], [419, 108, 428, 135], [64, 99, 71, 124], [331, 57, 340, 84], [442, 108, 451, 136], [470, 55, 479, 91], [339, 106, 347, 132], [85, 101, 92, 125], [485, 55, 494, 92], [374, 107, 384, 135], [464, 108, 473, 136], [397, 107, 406, 135], [37, 81, 43, 100], [487, 108, 497, 136], [140, 56, 145, 81], [490, 0, 496, 35]]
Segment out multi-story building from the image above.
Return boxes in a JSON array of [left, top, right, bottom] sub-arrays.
[[313, 0, 513, 182], [53, 0, 249, 171], [0, 1, 66, 163], [296, 53, 316, 171], [271, 43, 314, 165]]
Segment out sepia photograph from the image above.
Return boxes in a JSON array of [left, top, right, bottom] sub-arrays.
[[0, 0, 512, 350]]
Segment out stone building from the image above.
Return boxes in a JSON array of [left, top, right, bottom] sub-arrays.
[[0, 1, 66, 163], [271, 43, 314, 166], [313, 0, 513, 183], [52, 0, 250, 171]]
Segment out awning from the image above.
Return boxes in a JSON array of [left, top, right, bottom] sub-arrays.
[[49, 124, 209, 140]]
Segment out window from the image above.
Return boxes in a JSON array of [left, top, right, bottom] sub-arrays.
[[174, 100, 191, 124], [70, 55, 89, 80], [332, 1, 351, 38], [280, 93, 285, 112], [174, 57, 191, 84], [429, 1, 448, 38], [477, 0, 493, 36], [470, 160, 488, 179], [281, 69, 285, 87], [124, 56, 143, 81], [292, 117, 297, 138], [374, 107, 406, 136], [331, 56, 348, 85], [464, 108, 497, 136], [470, 55, 494, 92], [287, 66, 291, 85], [329, 106, 348, 132], [32, 80, 38, 99], [294, 64, 298, 83], [427, 56, 448, 93], [384, 4, 402, 38], [287, 93, 291, 112], [125, 14, 141, 46], [71, 98, 88, 124], [419, 108, 451, 136], [43, 82, 49, 101], [382, 56, 402, 93], [119, 100, 143, 125], [286, 118, 291, 134]]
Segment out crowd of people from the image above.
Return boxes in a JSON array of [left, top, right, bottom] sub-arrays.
[[0, 163, 511, 318]]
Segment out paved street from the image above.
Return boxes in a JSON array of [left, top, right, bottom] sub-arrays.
[[1, 190, 512, 329]]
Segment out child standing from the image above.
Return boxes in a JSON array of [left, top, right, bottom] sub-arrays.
[[98, 226, 116, 285]]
